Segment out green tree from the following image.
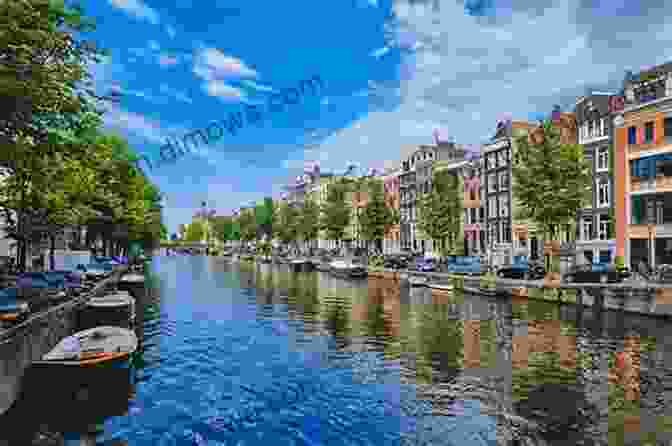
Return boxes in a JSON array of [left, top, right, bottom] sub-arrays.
[[238, 209, 257, 244], [321, 178, 351, 249], [360, 179, 398, 252], [417, 169, 463, 255], [212, 215, 234, 243], [275, 201, 299, 248], [297, 197, 320, 253], [512, 120, 591, 272], [184, 220, 206, 242]]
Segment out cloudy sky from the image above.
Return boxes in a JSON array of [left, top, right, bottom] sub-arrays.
[[88, 0, 670, 234]]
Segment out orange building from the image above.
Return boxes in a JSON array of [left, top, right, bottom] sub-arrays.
[[613, 63, 672, 267], [383, 168, 401, 253]]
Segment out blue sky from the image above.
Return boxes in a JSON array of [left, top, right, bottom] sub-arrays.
[[88, 0, 671, 235]]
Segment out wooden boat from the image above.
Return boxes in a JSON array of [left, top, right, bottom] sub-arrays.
[[429, 282, 454, 292], [33, 326, 138, 368]]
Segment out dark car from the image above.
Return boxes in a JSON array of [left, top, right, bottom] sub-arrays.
[[497, 257, 545, 280], [563, 264, 629, 284], [383, 254, 409, 269], [654, 264, 672, 283]]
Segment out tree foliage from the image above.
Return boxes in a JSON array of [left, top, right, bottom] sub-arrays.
[[360, 179, 398, 251], [320, 178, 351, 244], [511, 120, 591, 239], [417, 169, 463, 254], [184, 220, 206, 242], [275, 201, 299, 245], [297, 197, 320, 244], [212, 215, 234, 243], [238, 209, 257, 242]]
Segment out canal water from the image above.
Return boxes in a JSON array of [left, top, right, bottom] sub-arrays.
[[3, 255, 672, 445]]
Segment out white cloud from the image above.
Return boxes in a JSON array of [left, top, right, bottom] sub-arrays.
[[103, 106, 166, 144], [165, 25, 176, 38], [203, 80, 244, 101], [193, 47, 258, 81], [148, 40, 160, 51], [108, 0, 159, 25]]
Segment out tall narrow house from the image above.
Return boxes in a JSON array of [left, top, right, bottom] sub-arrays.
[[574, 93, 615, 265]]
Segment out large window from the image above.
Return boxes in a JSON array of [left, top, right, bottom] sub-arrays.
[[645, 122, 655, 143], [499, 195, 509, 217], [597, 178, 610, 207], [665, 117, 672, 142], [499, 171, 509, 190], [628, 126, 637, 145], [489, 224, 498, 245], [488, 197, 497, 218], [597, 147, 609, 171], [597, 214, 610, 240], [501, 221, 511, 243], [581, 217, 593, 241], [488, 173, 497, 193], [487, 154, 495, 169], [497, 151, 506, 167]]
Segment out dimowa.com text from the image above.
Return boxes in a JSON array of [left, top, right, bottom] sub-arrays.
[[134, 75, 324, 171]]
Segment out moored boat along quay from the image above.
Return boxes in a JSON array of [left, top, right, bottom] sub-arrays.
[[4, 255, 672, 445]]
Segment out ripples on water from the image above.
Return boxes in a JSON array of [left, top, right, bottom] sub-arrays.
[[4, 255, 672, 445]]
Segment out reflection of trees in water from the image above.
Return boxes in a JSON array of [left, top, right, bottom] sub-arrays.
[[414, 307, 463, 384], [324, 300, 351, 350]]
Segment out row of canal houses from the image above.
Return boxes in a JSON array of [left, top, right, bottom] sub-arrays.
[[274, 61, 672, 269]]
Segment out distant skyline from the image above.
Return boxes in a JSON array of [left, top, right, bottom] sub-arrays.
[[89, 0, 669, 233]]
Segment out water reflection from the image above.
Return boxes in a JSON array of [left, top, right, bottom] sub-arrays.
[[4, 257, 672, 445]]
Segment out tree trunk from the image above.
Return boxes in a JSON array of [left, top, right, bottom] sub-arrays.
[[49, 235, 55, 271]]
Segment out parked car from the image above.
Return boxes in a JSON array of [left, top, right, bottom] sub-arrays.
[[76, 263, 113, 279], [446, 256, 483, 275], [383, 254, 409, 269], [497, 256, 545, 280], [44, 270, 83, 289], [563, 263, 629, 284], [415, 257, 439, 272], [654, 264, 672, 283]]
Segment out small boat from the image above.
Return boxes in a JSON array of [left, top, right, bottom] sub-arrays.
[[330, 260, 367, 279], [429, 282, 454, 292], [0, 287, 29, 327], [33, 326, 138, 368], [81, 292, 136, 329], [119, 273, 145, 284], [408, 275, 429, 287]]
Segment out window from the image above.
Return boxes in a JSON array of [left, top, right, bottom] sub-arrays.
[[665, 117, 672, 141], [499, 172, 509, 190], [489, 224, 498, 245], [487, 154, 495, 169], [581, 217, 593, 240], [657, 158, 672, 176], [597, 147, 609, 171], [497, 151, 506, 167], [488, 173, 497, 193], [597, 178, 610, 207], [645, 122, 655, 142], [628, 126, 637, 145], [488, 197, 497, 218], [501, 221, 511, 243], [499, 195, 509, 217], [598, 215, 610, 240], [588, 121, 595, 138]]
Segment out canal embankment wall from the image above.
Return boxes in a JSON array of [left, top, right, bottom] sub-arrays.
[[365, 267, 672, 317], [0, 268, 128, 415]]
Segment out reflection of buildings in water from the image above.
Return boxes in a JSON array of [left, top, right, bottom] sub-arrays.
[[609, 335, 641, 402], [365, 278, 401, 338], [511, 318, 577, 370], [655, 288, 672, 312]]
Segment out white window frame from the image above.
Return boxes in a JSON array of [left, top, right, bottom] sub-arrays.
[[581, 217, 593, 241], [597, 178, 610, 207], [499, 195, 509, 217], [499, 171, 508, 191], [489, 197, 497, 218], [597, 215, 609, 241], [596, 147, 609, 172], [488, 173, 497, 193]]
